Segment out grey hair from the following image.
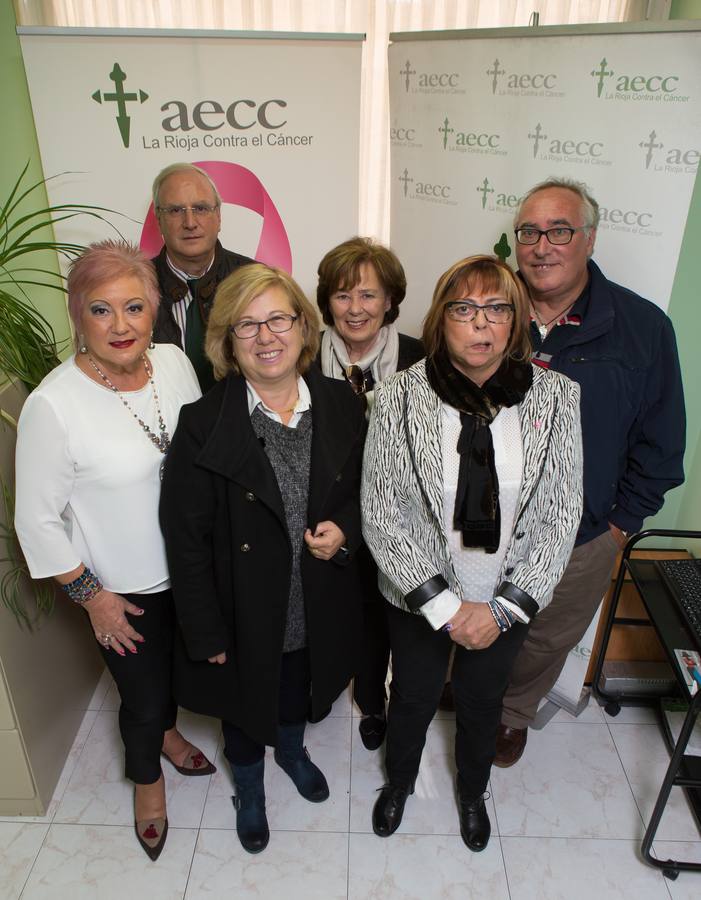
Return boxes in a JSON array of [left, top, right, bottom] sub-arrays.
[[514, 177, 600, 230], [152, 163, 222, 209]]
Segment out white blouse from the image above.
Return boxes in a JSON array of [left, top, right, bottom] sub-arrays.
[[420, 403, 523, 629], [442, 403, 523, 604], [15, 344, 201, 594]]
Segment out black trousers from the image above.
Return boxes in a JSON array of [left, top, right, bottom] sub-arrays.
[[353, 598, 390, 715], [385, 602, 529, 798], [222, 647, 311, 766], [96, 589, 177, 785]]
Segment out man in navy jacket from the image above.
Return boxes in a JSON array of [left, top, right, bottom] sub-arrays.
[[495, 177, 685, 766]]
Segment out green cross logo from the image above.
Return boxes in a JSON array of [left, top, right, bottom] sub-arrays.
[[399, 169, 413, 197], [639, 130, 663, 169], [92, 63, 148, 148], [400, 60, 416, 92], [590, 58, 613, 99], [476, 177, 494, 209], [438, 117, 453, 149], [486, 59, 505, 94], [528, 123, 546, 159]]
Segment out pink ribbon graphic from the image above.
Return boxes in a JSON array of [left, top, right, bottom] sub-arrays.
[[139, 160, 292, 273]]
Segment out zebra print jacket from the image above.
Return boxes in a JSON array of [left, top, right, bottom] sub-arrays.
[[361, 360, 582, 618]]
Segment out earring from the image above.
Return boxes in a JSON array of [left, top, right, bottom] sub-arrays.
[[79, 336, 88, 354], [149, 332, 155, 350]]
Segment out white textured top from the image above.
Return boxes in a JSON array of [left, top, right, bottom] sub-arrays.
[[421, 403, 523, 628], [15, 344, 201, 593], [442, 404, 522, 602]]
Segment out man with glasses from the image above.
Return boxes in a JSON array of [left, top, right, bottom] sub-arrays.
[[494, 176, 685, 767], [151, 163, 253, 391]]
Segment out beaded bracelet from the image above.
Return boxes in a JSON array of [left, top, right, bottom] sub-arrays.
[[488, 599, 515, 633], [61, 567, 104, 605]]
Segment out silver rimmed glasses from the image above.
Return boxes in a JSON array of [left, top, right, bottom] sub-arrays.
[[156, 204, 219, 219]]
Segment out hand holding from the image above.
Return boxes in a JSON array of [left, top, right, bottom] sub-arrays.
[[208, 652, 227, 664], [304, 521, 346, 561], [446, 601, 500, 650], [83, 589, 145, 655]]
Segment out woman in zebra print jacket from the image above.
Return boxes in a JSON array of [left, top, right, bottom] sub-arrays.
[[361, 255, 582, 853]]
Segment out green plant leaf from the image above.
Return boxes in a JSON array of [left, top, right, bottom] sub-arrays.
[[0, 163, 124, 629]]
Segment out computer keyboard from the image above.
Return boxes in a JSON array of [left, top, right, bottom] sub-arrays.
[[656, 558, 701, 644]]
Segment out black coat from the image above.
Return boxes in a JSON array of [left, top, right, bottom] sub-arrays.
[[396, 333, 425, 372], [160, 366, 366, 745], [315, 331, 425, 606]]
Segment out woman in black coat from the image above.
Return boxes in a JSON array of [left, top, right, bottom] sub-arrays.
[[160, 263, 365, 855], [316, 237, 424, 751]]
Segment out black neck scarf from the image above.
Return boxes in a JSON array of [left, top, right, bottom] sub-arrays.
[[426, 348, 532, 553]]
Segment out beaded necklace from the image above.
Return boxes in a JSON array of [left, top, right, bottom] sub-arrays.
[[87, 353, 171, 479]]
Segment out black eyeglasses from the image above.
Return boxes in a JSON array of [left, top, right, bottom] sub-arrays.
[[229, 313, 298, 339], [156, 204, 219, 219], [445, 301, 514, 324], [514, 226, 591, 246]]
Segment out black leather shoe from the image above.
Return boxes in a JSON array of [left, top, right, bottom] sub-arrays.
[[457, 783, 491, 852], [372, 783, 413, 837], [358, 714, 386, 751], [494, 724, 527, 768]]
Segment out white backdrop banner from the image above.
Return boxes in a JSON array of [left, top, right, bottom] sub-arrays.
[[389, 24, 701, 336], [18, 28, 362, 296], [388, 23, 701, 711]]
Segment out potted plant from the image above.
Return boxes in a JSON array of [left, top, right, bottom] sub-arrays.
[[0, 161, 117, 628]]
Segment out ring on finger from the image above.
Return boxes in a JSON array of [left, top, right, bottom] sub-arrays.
[[99, 632, 112, 645]]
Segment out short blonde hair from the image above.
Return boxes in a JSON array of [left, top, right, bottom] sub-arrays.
[[206, 264, 320, 381], [422, 255, 531, 363]]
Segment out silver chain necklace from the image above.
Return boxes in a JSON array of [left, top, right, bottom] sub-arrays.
[[531, 300, 576, 341], [87, 353, 171, 479]]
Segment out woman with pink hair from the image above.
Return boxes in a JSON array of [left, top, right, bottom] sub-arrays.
[[15, 241, 213, 861]]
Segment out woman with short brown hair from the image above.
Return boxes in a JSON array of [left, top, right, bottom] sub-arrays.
[[316, 237, 424, 751], [362, 255, 582, 851]]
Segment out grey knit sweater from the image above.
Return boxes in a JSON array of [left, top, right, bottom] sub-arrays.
[[251, 407, 313, 652]]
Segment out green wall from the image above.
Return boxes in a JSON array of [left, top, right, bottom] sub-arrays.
[[647, 0, 701, 540], [670, 1, 701, 19], [1, 1, 71, 357]]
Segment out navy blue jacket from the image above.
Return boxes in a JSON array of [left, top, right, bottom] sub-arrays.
[[536, 260, 685, 546]]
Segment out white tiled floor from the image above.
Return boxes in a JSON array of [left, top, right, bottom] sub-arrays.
[[2, 671, 700, 900]]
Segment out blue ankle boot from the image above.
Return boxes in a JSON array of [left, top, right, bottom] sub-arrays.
[[274, 723, 329, 803], [230, 758, 269, 853]]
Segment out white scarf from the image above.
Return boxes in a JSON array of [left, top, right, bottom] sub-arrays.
[[320, 324, 400, 384]]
